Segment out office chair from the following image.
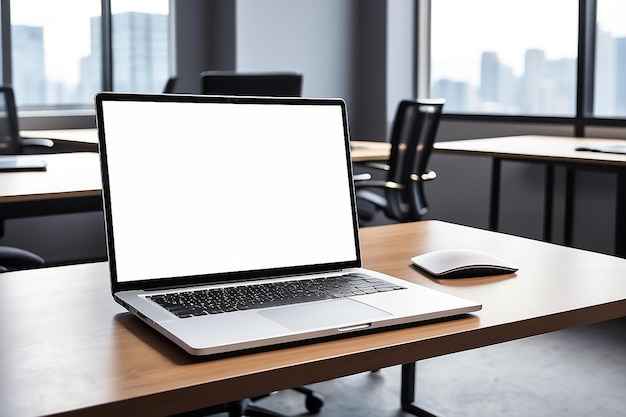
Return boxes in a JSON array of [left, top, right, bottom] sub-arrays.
[[163, 76, 177, 93], [172, 387, 323, 417], [200, 71, 303, 97], [0, 85, 54, 155], [355, 98, 445, 224], [0, 245, 45, 272]]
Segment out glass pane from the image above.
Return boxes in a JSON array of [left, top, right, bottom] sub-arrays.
[[430, 0, 578, 116], [11, 0, 101, 107], [111, 1, 170, 93], [594, 0, 626, 118]]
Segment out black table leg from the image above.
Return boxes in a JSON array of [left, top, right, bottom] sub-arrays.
[[401, 362, 443, 417], [615, 169, 626, 257], [563, 167, 576, 247], [489, 158, 501, 231], [543, 164, 554, 242]]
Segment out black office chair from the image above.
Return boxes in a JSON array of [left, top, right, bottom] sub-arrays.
[[0, 85, 54, 155], [355, 98, 445, 224], [163, 76, 177, 93], [0, 245, 45, 272], [200, 71, 303, 97], [172, 387, 323, 417]]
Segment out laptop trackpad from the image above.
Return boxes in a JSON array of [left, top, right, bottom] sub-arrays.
[[259, 299, 391, 331]]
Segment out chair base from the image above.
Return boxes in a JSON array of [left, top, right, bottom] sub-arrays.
[[171, 386, 324, 417]]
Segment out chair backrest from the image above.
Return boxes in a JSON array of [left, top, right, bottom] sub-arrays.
[[200, 71, 303, 97], [163, 76, 177, 93], [0, 245, 45, 272], [0, 86, 22, 155], [384, 98, 445, 221]]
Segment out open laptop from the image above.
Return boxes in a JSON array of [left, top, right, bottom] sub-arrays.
[[95, 92, 481, 356]]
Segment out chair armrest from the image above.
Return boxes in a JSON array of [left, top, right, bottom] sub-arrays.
[[410, 170, 436, 182], [361, 161, 390, 171], [354, 180, 403, 190], [354, 171, 436, 190], [353, 173, 372, 182]]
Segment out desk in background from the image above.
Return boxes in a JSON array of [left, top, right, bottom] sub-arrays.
[[21, 129, 99, 153], [0, 140, 388, 218], [1, 220, 625, 417], [0, 152, 102, 235], [19, 131, 391, 162], [350, 140, 390, 162], [434, 135, 626, 257], [0, 140, 385, 233]]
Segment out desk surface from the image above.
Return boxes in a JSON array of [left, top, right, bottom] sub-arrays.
[[351, 140, 390, 162], [434, 135, 626, 167], [18, 131, 391, 162], [0, 152, 101, 203], [1, 220, 625, 417], [21, 129, 99, 144]]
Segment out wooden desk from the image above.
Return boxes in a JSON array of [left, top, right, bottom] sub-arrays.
[[0, 153, 102, 228], [0, 141, 385, 218], [21, 129, 99, 152], [434, 135, 626, 256], [350, 140, 390, 162], [1, 220, 625, 417], [18, 131, 390, 162]]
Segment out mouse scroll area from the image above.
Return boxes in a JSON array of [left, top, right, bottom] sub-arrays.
[[411, 249, 518, 279]]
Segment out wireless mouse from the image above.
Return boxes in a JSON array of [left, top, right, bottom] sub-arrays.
[[411, 248, 518, 278]]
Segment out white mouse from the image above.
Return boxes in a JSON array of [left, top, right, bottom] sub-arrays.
[[411, 248, 518, 278]]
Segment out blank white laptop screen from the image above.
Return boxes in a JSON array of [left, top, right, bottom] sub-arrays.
[[100, 99, 358, 283]]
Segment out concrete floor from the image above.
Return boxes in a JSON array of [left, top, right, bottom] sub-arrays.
[[233, 317, 626, 417]]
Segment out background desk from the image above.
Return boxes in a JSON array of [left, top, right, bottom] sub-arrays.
[[0, 153, 102, 235], [1, 220, 625, 417], [21, 129, 99, 153], [0, 141, 387, 213], [434, 135, 626, 256], [350, 140, 390, 162], [18, 131, 390, 163]]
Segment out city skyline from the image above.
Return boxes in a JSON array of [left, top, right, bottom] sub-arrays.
[[432, 26, 626, 117], [11, 11, 168, 107]]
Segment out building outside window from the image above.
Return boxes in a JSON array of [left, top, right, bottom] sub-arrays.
[[430, 0, 578, 117], [8, 0, 169, 109], [594, 0, 626, 118]]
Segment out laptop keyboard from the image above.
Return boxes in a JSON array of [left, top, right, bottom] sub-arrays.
[[147, 273, 406, 318]]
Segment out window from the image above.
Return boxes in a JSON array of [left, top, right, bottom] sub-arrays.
[[8, 0, 170, 109], [430, 0, 578, 116], [111, 1, 170, 94], [10, 1, 101, 107], [594, 0, 626, 117]]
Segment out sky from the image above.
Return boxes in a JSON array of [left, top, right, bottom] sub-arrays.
[[10, 0, 169, 85], [431, 0, 626, 84]]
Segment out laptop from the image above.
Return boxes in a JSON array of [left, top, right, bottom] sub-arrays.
[[95, 92, 481, 356]]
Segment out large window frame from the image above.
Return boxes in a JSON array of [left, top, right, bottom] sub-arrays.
[[0, 0, 173, 130], [422, 0, 626, 137]]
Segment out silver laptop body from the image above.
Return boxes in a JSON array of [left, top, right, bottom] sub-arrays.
[[95, 92, 481, 356]]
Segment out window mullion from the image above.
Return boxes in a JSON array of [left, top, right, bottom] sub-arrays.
[[576, 0, 597, 136], [0, 0, 11, 84], [101, 0, 112, 91]]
